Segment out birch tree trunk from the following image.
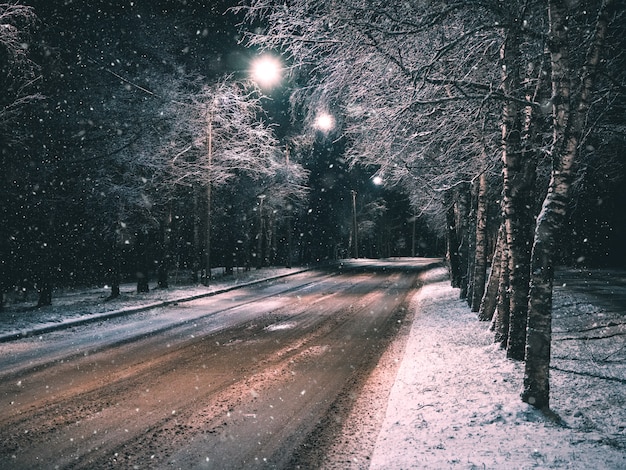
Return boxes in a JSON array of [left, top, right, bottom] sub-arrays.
[[456, 184, 471, 300], [203, 114, 213, 286], [479, 223, 504, 321], [466, 181, 478, 307], [445, 190, 462, 288], [493, 239, 510, 347], [500, 24, 535, 361], [522, 0, 612, 409], [471, 171, 489, 312], [204, 183, 212, 285]]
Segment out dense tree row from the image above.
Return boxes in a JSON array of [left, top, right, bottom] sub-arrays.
[[0, 2, 312, 307], [239, 0, 626, 408]]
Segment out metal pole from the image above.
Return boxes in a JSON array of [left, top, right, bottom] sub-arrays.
[[351, 190, 358, 259]]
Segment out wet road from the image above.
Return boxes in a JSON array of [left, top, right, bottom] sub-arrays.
[[0, 259, 441, 469]]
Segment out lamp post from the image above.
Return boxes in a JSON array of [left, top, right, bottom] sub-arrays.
[[249, 55, 280, 270], [351, 190, 358, 259], [203, 102, 214, 286], [257, 194, 266, 269]]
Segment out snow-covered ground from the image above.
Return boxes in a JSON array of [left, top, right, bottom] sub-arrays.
[[1, 263, 624, 468], [0, 267, 304, 341], [371, 267, 626, 469]]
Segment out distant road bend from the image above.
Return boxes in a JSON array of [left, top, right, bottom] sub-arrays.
[[0, 258, 442, 469]]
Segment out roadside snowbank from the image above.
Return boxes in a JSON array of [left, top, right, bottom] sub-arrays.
[[370, 267, 626, 469], [0, 267, 302, 341]]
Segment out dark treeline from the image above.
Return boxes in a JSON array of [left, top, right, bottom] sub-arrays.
[[0, 1, 421, 309]]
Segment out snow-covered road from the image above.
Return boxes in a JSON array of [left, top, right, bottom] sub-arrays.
[[0, 261, 440, 469]]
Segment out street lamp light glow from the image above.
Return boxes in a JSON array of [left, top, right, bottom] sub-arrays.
[[250, 55, 282, 89], [314, 112, 335, 132], [372, 176, 383, 186]]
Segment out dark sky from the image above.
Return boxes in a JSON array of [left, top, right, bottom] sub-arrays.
[[26, 0, 248, 79]]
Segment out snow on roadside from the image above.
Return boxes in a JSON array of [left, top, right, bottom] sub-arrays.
[[370, 267, 626, 469], [0, 267, 300, 340]]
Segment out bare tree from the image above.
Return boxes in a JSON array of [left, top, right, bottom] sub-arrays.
[[162, 79, 304, 282], [522, 0, 616, 409], [0, 3, 41, 309], [0, 3, 41, 135]]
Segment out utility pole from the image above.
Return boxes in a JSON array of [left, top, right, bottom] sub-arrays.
[[257, 194, 266, 268], [351, 190, 358, 259], [204, 105, 213, 286]]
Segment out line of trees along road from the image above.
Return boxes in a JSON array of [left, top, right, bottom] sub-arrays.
[[240, 0, 625, 408], [0, 3, 309, 307]]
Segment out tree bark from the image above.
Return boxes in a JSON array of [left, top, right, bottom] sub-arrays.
[[500, 23, 535, 361], [157, 207, 172, 289], [444, 190, 462, 288], [456, 184, 471, 300], [522, 0, 611, 409], [471, 171, 489, 312], [492, 238, 510, 347], [479, 223, 504, 321], [466, 181, 478, 307]]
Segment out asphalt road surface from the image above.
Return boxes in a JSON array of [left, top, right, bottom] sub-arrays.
[[0, 259, 441, 469]]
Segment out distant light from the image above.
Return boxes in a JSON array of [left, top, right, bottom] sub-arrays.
[[250, 55, 282, 89], [314, 112, 335, 132], [372, 176, 383, 186]]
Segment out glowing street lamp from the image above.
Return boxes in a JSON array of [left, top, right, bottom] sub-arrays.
[[250, 55, 282, 89], [314, 112, 335, 133]]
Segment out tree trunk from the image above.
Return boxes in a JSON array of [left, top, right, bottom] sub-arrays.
[[203, 182, 212, 285], [500, 23, 535, 361], [136, 230, 150, 293], [157, 207, 172, 289], [257, 197, 264, 269], [192, 187, 201, 284], [466, 181, 478, 306], [478, 223, 504, 321], [286, 211, 293, 268], [471, 171, 489, 312], [493, 242, 510, 347], [522, 0, 611, 409], [456, 184, 471, 299], [444, 190, 461, 288]]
